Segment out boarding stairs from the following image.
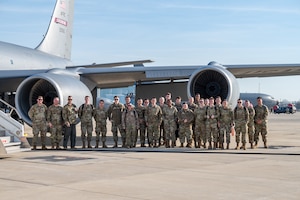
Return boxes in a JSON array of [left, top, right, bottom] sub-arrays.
[[0, 99, 30, 154]]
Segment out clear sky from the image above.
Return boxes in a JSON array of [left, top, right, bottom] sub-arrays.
[[1, 0, 300, 101]]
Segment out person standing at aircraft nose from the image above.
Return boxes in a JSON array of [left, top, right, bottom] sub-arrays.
[[233, 99, 249, 150], [62, 96, 78, 149], [108, 96, 125, 148], [254, 97, 269, 148], [78, 96, 94, 148], [47, 97, 63, 149], [28, 96, 48, 150]]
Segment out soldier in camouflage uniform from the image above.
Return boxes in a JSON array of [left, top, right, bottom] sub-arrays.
[[206, 97, 220, 149], [245, 100, 255, 149], [233, 99, 249, 150], [145, 97, 162, 147], [28, 96, 48, 150], [158, 96, 166, 146], [188, 97, 197, 147], [194, 98, 207, 148], [93, 99, 108, 148], [215, 96, 222, 148], [47, 97, 63, 149], [122, 104, 139, 148], [108, 96, 125, 148], [219, 99, 234, 149], [194, 93, 201, 106], [162, 99, 178, 148], [78, 96, 94, 148], [62, 96, 78, 149], [174, 96, 182, 145], [254, 97, 269, 148], [135, 98, 146, 147], [177, 103, 194, 148]]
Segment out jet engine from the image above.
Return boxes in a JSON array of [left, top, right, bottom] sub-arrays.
[[187, 62, 240, 106], [15, 73, 92, 126]]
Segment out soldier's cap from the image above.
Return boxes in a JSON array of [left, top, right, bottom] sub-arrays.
[[257, 96, 262, 100], [127, 103, 133, 107], [209, 97, 214, 100]]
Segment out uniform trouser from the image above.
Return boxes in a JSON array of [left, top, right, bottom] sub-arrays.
[[147, 123, 160, 144], [254, 123, 268, 143], [206, 120, 218, 143], [247, 122, 255, 143], [179, 125, 192, 144], [95, 124, 107, 142], [164, 121, 176, 142], [235, 122, 247, 143], [138, 123, 146, 144], [50, 124, 62, 145], [195, 121, 206, 144], [111, 123, 125, 143], [220, 124, 231, 144], [159, 121, 165, 143], [81, 121, 93, 142], [32, 122, 47, 146], [125, 127, 137, 147], [64, 124, 76, 148]]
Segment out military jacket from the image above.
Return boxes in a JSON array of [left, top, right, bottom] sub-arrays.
[[162, 105, 178, 123], [28, 103, 47, 123], [219, 107, 234, 125], [78, 104, 94, 123], [107, 103, 125, 125], [234, 106, 249, 123], [254, 105, 268, 122], [206, 105, 219, 121], [145, 104, 162, 124], [62, 103, 77, 125], [247, 107, 255, 122], [177, 109, 194, 126], [135, 105, 146, 124], [47, 105, 63, 125], [93, 108, 108, 125], [122, 109, 139, 129], [194, 106, 207, 122]]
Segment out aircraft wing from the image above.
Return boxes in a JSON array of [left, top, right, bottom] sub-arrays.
[[76, 62, 300, 88], [0, 69, 48, 79], [225, 63, 300, 78]]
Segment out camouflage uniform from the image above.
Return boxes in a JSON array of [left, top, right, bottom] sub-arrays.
[[93, 107, 108, 148], [188, 102, 198, 147], [78, 103, 94, 148], [47, 104, 63, 149], [247, 106, 255, 147], [194, 106, 207, 148], [177, 107, 194, 147], [234, 107, 249, 149], [159, 103, 167, 146], [62, 103, 78, 149], [162, 105, 178, 148], [145, 104, 162, 147], [219, 106, 234, 148], [206, 106, 219, 149], [108, 102, 125, 147], [28, 103, 48, 149], [254, 104, 269, 147], [122, 108, 139, 148], [135, 105, 146, 147]]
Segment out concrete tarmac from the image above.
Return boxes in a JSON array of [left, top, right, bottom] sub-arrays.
[[1, 112, 300, 200]]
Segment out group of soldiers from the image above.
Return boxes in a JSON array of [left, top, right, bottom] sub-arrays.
[[28, 92, 269, 150]]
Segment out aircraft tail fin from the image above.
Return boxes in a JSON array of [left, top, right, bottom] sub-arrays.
[[36, 0, 74, 60]]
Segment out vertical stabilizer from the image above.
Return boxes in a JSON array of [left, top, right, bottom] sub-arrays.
[[36, 0, 74, 60]]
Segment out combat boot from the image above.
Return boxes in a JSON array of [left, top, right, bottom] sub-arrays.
[[213, 142, 217, 149], [113, 141, 118, 148], [82, 141, 86, 148], [226, 143, 230, 149], [153, 140, 158, 148], [51, 143, 55, 149], [208, 142, 212, 149], [102, 142, 107, 148], [165, 140, 169, 148], [88, 141, 92, 148], [32, 145, 37, 150], [264, 141, 268, 148], [180, 143, 184, 148], [171, 141, 175, 148], [254, 141, 258, 148], [220, 143, 224, 150], [250, 143, 254, 149], [42, 145, 47, 150], [240, 143, 246, 150], [235, 142, 240, 150], [186, 143, 192, 148], [95, 141, 99, 148], [203, 143, 207, 149], [141, 142, 146, 147], [122, 140, 126, 148], [56, 143, 61, 150]]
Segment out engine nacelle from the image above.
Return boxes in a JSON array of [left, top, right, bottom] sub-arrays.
[[187, 62, 239, 107], [15, 73, 92, 126]]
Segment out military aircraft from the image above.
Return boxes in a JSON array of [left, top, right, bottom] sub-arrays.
[[239, 93, 278, 109], [1, 0, 300, 126]]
